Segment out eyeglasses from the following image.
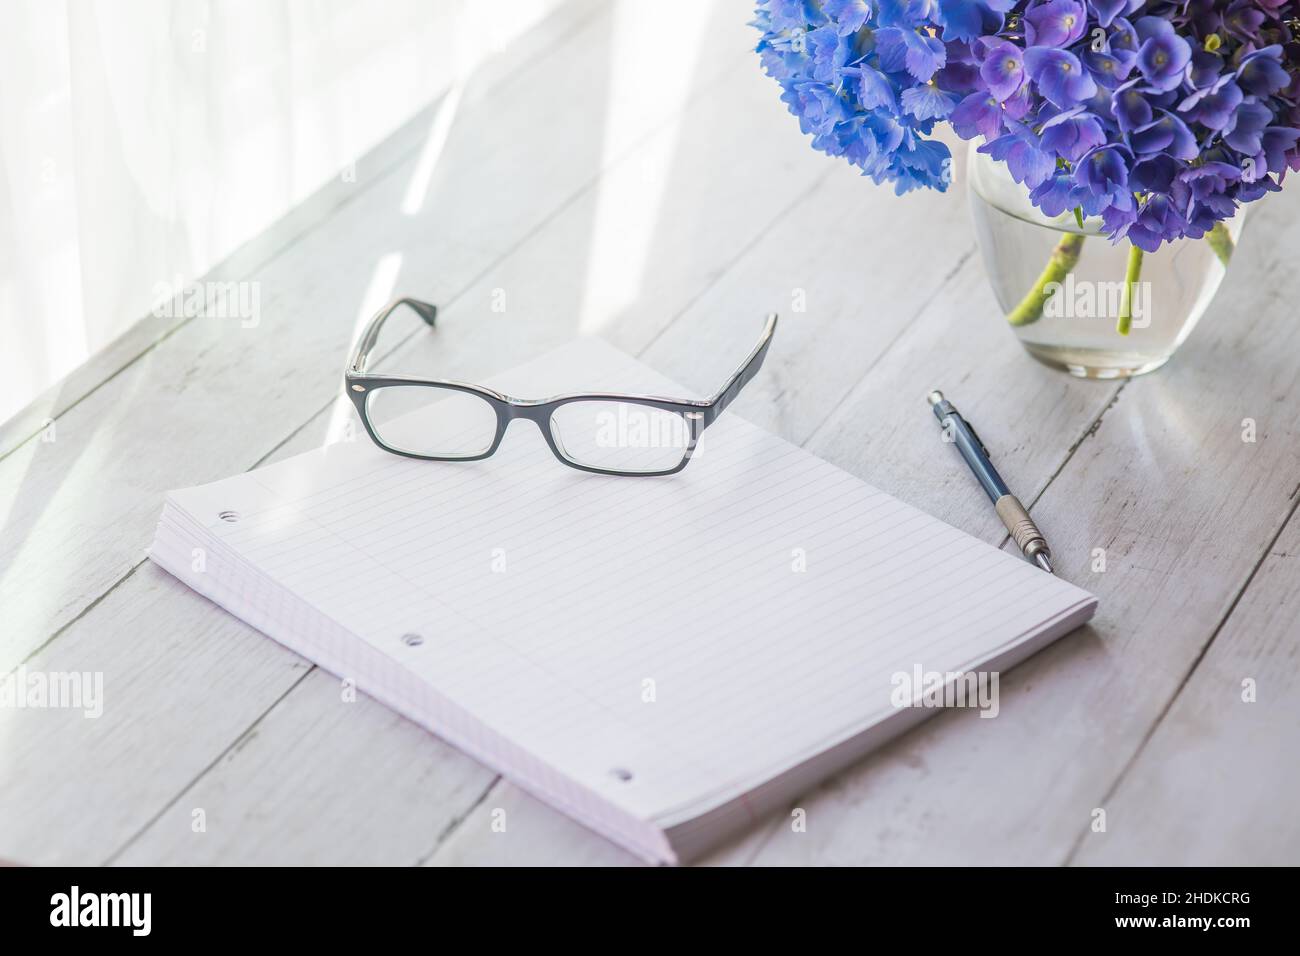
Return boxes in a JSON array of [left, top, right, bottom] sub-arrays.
[[345, 298, 778, 476]]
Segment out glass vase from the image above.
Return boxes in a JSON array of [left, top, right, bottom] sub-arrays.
[[967, 147, 1244, 379]]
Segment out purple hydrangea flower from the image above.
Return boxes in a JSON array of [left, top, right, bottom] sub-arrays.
[[951, 91, 1004, 139], [1112, 78, 1153, 133], [1076, 145, 1134, 214], [1090, 0, 1143, 29], [980, 40, 1025, 101], [977, 39, 1029, 101], [980, 123, 1055, 187], [1023, 0, 1087, 48], [1129, 111, 1199, 160], [1237, 47, 1291, 97], [1224, 100, 1273, 155], [1024, 47, 1097, 108], [1222, 1, 1268, 43], [1179, 77, 1243, 131], [1040, 107, 1107, 163], [1030, 169, 1088, 216], [1133, 17, 1193, 93]]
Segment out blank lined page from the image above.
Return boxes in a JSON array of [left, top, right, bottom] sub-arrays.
[[164, 338, 1095, 825]]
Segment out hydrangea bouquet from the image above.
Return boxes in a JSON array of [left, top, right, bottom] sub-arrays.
[[755, 0, 1300, 335]]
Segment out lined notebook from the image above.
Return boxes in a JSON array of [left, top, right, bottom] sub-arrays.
[[149, 337, 1097, 864]]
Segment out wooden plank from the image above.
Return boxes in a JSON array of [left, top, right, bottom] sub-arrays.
[[427, 781, 642, 867], [0, 564, 308, 865], [639, 150, 977, 448], [110, 662, 497, 866], [724, 187, 1300, 866], [1, 0, 824, 866], [0, 0, 753, 673], [1071, 507, 1300, 865]]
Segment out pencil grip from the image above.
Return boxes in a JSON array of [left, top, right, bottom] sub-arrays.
[[995, 494, 1049, 558]]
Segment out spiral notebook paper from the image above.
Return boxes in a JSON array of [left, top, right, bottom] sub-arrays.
[[149, 337, 1097, 864]]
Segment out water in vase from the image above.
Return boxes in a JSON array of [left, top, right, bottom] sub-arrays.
[[967, 149, 1242, 379]]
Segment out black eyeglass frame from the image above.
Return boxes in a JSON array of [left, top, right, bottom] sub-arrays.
[[345, 297, 778, 477]]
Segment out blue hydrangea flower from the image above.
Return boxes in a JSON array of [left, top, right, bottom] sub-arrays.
[[753, 0, 960, 192], [821, 0, 873, 36]]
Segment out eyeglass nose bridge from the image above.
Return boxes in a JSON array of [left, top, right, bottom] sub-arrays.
[[493, 400, 558, 453], [498, 398, 552, 426], [498, 400, 576, 467]]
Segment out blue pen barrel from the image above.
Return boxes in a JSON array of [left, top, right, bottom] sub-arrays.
[[930, 396, 1009, 503], [928, 390, 1052, 572]]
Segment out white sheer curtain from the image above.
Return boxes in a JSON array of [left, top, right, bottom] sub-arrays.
[[0, 0, 558, 423]]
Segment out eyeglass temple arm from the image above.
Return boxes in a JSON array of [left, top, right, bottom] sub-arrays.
[[704, 313, 779, 426], [348, 297, 439, 373]]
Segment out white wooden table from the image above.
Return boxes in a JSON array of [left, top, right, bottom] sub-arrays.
[[3, 0, 1298, 866]]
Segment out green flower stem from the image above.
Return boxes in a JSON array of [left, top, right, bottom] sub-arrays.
[[1117, 243, 1144, 336], [1006, 232, 1086, 327], [1206, 221, 1235, 267]]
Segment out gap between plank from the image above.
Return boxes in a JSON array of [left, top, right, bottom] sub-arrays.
[[100, 666, 316, 866], [801, 247, 977, 451], [1026, 380, 1129, 511], [631, 166, 837, 362], [0, 129, 430, 468], [413, 775, 501, 866], [1059, 482, 1300, 866], [4, 560, 148, 681]]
